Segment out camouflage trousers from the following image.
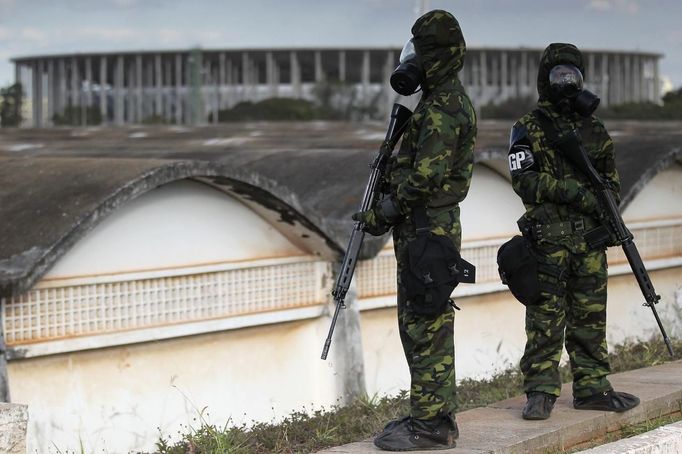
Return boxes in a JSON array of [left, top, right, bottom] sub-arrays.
[[393, 205, 461, 420], [520, 242, 612, 398]]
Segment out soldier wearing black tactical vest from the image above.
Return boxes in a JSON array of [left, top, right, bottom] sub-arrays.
[[508, 43, 640, 420]]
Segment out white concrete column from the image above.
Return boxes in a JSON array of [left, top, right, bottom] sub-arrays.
[[339, 50, 346, 82], [290, 51, 301, 98], [99, 56, 108, 123], [314, 50, 324, 83], [135, 54, 143, 122], [47, 59, 55, 126], [632, 55, 641, 102], [520, 51, 528, 94], [509, 53, 518, 96], [32, 61, 43, 127], [623, 54, 632, 104], [479, 51, 487, 87], [653, 57, 663, 104], [164, 59, 171, 121], [242, 52, 250, 100], [383, 50, 395, 118], [600, 53, 609, 107], [85, 57, 93, 125], [58, 58, 66, 116], [175, 53, 183, 124], [587, 52, 596, 89], [70, 57, 79, 108], [361, 50, 370, 100], [266, 51, 277, 97], [155, 54, 162, 116], [225, 58, 233, 108], [114, 55, 124, 125], [500, 50, 509, 92], [218, 52, 226, 108]]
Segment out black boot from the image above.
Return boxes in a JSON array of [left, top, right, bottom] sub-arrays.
[[373, 414, 458, 451], [522, 392, 557, 420], [574, 390, 640, 412]]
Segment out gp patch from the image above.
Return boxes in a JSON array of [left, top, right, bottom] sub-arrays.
[[508, 144, 535, 175]]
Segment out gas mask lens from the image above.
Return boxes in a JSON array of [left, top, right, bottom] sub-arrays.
[[399, 38, 417, 64], [549, 64, 584, 98], [549, 63, 600, 117], [391, 38, 423, 96]]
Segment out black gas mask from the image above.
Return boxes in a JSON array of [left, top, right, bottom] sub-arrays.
[[548, 64, 600, 117], [390, 38, 424, 96]]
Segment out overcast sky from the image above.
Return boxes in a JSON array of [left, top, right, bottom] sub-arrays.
[[1, 0, 681, 94]]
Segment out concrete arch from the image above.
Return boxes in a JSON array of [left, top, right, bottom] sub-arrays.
[[623, 158, 682, 221], [0, 158, 340, 298], [620, 148, 682, 212]]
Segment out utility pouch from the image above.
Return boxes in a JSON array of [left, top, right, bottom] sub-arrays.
[[583, 225, 613, 250], [401, 207, 475, 316], [497, 235, 543, 306]]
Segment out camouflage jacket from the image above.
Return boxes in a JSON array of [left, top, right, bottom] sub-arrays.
[[388, 10, 476, 216], [509, 43, 620, 252]]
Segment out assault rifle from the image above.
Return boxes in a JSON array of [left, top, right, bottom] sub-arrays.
[[321, 103, 413, 360], [558, 130, 674, 357]]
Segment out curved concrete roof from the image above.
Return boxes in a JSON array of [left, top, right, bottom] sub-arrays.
[[0, 120, 680, 298]]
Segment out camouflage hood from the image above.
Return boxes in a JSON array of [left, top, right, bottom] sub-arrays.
[[411, 10, 466, 93], [537, 43, 585, 102]]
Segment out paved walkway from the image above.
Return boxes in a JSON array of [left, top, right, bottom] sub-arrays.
[[319, 360, 682, 454]]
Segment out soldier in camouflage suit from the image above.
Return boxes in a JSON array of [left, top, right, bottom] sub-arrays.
[[353, 10, 476, 451], [508, 43, 640, 420]]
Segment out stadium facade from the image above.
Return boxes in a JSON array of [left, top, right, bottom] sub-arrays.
[[12, 47, 662, 127]]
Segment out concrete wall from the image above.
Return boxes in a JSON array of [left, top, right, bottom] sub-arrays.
[[623, 163, 682, 221], [46, 179, 303, 278], [9, 318, 339, 454], [5, 165, 680, 453]]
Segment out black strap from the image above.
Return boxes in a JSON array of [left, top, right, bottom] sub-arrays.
[[412, 206, 430, 236], [532, 109, 561, 145]]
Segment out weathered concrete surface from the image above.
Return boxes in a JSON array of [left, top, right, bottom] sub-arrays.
[[0, 403, 27, 454], [578, 420, 682, 453], [318, 360, 682, 453], [0, 120, 680, 298]]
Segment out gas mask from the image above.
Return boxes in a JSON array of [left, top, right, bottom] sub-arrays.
[[548, 64, 600, 117], [390, 38, 424, 96]]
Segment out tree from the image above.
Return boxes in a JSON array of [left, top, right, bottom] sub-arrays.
[[0, 83, 23, 127]]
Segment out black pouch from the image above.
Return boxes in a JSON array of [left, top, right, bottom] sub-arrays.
[[401, 207, 475, 315], [584, 225, 613, 250], [497, 235, 542, 306], [402, 234, 461, 315]]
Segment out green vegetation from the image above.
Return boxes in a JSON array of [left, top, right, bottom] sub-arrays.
[[154, 336, 682, 454], [480, 95, 536, 120], [479, 87, 682, 120], [52, 105, 102, 126], [0, 82, 23, 127], [211, 80, 386, 122], [211, 98, 322, 122]]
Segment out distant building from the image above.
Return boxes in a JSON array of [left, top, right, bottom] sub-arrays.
[[11, 46, 662, 127], [0, 121, 680, 453]]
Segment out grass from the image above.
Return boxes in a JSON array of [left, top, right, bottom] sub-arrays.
[[154, 337, 682, 454]]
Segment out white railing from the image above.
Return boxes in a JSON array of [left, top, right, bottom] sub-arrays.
[[356, 217, 682, 300], [2, 256, 331, 346], [3, 217, 680, 351]]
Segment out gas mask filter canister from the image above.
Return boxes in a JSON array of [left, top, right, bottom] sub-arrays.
[[390, 38, 424, 96]]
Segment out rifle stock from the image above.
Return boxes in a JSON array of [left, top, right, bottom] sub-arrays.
[[321, 103, 412, 360], [559, 130, 674, 357]]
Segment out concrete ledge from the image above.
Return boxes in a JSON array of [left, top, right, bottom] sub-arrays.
[[578, 420, 682, 454], [318, 361, 682, 453], [0, 403, 28, 454]]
